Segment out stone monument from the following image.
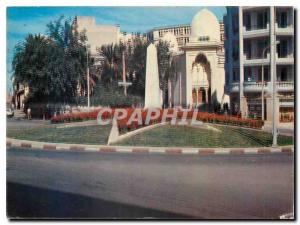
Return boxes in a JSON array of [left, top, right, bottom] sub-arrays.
[[144, 43, 162, 108]]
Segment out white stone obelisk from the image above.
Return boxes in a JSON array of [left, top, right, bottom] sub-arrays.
[[144, 43, 162, 108]]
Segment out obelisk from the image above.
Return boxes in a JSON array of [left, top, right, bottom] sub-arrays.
[[144, 43, 162, 108]]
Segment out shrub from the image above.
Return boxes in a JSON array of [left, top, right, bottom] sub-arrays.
[[51, 108, 264, 130]]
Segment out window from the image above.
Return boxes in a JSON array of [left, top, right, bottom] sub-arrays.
[[277, 39, 288, 58], [244, 41, 252, 59], [257, 39, 269, 58], [244, 13, 251, 30], [258, 67, 270, 81], [244, 67, 252, 82], [257, 11, 268, 29], [280, 67, 288, 81], [199, 36, 210, 41], [279, 11, 288, 28]]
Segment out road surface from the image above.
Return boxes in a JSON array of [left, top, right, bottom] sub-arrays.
[[7, 148, 294, 219]]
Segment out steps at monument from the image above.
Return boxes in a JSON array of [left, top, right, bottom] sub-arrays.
[[14, 110, 26, 119]]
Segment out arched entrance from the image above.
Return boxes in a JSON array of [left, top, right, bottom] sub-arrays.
[[191, 53, 211, 106]]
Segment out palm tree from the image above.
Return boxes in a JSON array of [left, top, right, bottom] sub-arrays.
[[98, 43, 125, 82]]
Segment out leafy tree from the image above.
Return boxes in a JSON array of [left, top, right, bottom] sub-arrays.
[[126, 38, 149, 97], [12, 16, 90, 105], [46, 16, 89, 101], [12, 34, 53, 102]]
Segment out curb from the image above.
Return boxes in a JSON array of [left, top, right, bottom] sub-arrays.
[[6, 138, 294, 156]]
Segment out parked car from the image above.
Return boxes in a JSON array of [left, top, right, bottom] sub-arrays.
[[6, 107, 14, 118]]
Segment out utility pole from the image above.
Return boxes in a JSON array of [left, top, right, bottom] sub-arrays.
[[86, 45, 90, 108], [118, 50, 132, 96], [261, 46, 269, 121], [122, 51, 127, 96], [261, 40, 280, 121], [271, 7, 277, 147]]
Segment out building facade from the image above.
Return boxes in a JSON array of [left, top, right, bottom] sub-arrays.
[[75, 16, 122, 56], [168, 9, 228, 109], [224, 6, 294, 124], [147, 21, 225, 51]]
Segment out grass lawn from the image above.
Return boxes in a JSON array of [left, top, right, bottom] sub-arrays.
[[7, 123, 293, 148], [116, 125, 293, 148], [7, 124, 111, 145]]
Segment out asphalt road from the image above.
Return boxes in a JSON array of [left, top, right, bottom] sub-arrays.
[[7, 148, 294, 219]]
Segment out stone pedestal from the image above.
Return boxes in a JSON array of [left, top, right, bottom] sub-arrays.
[[266, 96, 280, 123], [240, 96, 248, 118], [144, 44, 162, 108]]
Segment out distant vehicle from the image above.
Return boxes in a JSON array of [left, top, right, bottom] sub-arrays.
[[6, 107, 14, 118]]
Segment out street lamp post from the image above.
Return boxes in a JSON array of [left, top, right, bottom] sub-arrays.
[[261, 41, 280, 122], [261, 47, 267, 121], [86, 45, 90, 109]]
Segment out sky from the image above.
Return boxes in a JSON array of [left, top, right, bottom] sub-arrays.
[[6, 6, 226, 92]]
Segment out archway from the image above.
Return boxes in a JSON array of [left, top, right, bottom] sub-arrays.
[[191, 53, 211, 106]]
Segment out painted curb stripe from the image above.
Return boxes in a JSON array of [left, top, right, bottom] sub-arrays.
[[198, 149, 215, 155], [21, 143, 31, 148], [6, 139, 294, 155], [116, 148, 132, 153], [56, 146, 70, 151], [99, 147, 116, 153], [84, 147, 99, 152], [230, 149, 245, 154], [69, 146, 85, 151], [180, 149, 198, 154], [244, 149, 258, 154], [6, 141, 12, 147], [271, 148, 282, 153], [149, 149, 165, 154], [43, 145, 57, 150], [215, 149, 231, 154], [281, 147, 292, 153], [257, 148, 271, 154]]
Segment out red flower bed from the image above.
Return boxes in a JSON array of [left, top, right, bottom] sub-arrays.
[[51, 108, 264, 130]]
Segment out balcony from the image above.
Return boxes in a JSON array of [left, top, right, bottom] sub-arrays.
[[243, 53, 270, 66], [243, 81, 268, 93], [276, 81, 294, 92], [276, 53, 294, 65], [275, 23, 294, 36], [242, 81, 293, 93], [243, 24, 269, 39], [229, 82, 240, 93], [279, 96, 294, 107]]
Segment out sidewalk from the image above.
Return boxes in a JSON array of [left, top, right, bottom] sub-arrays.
[[263, 122, 294, 136]]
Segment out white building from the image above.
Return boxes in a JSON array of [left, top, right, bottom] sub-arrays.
[[224, 6, 294, 124], [168, 9, 228, 109], [74, 16, 121, 56], [147, 21, 225, 51]]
